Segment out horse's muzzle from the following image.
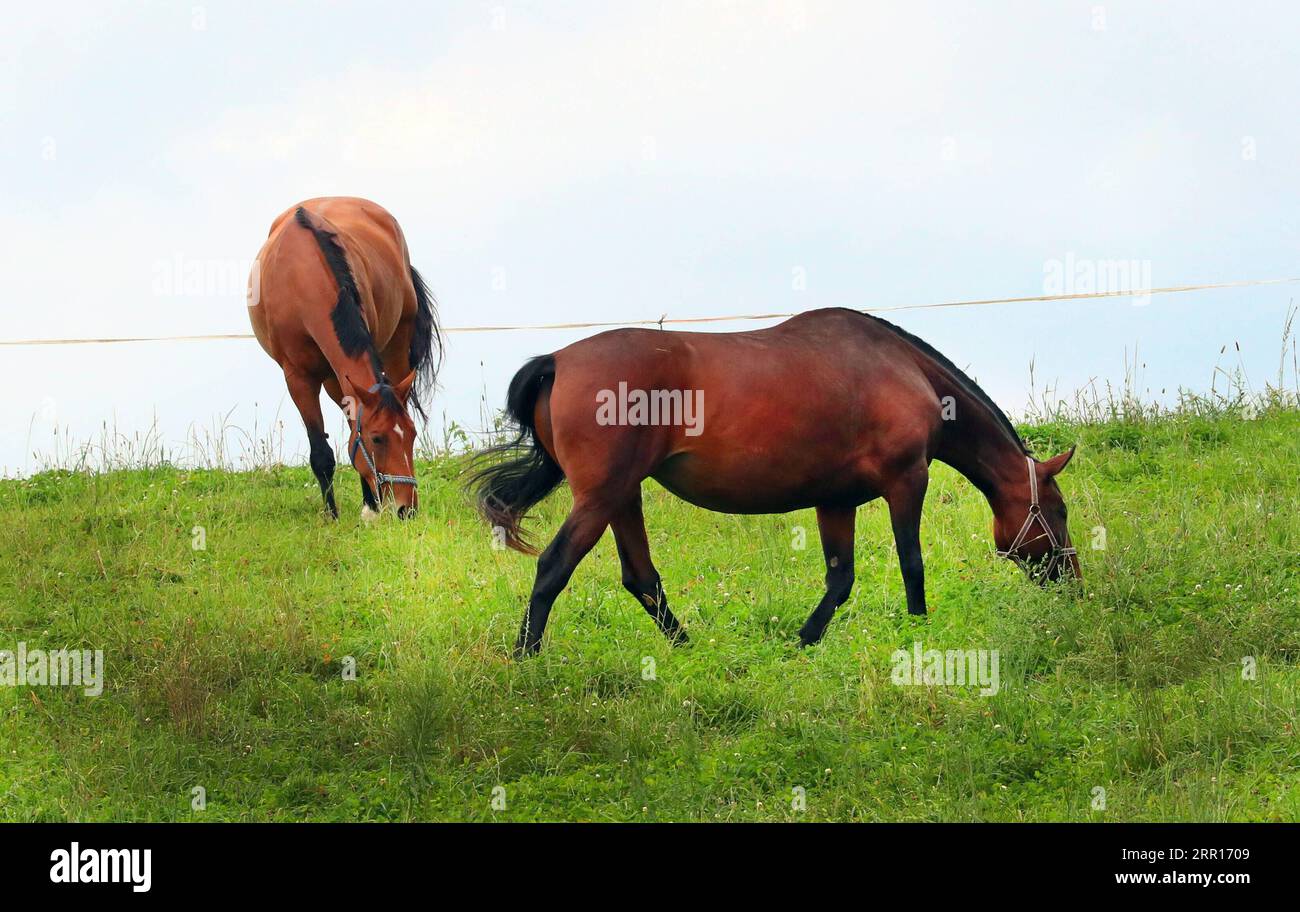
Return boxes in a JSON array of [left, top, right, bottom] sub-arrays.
[[1030, 548, 1080, 584]]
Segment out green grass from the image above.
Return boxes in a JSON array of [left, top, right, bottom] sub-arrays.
[[1, 406, 1297, 821]]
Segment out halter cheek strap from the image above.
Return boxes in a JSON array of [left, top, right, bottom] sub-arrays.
[[349, 385, 418, 498], [997, 456, 1076, 573]]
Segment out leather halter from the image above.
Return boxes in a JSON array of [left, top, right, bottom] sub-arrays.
[[997, 456, 1075, 574], [349, 383, 417, 500]]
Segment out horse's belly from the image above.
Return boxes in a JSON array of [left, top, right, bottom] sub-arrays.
[[650, 451, 878, 514]]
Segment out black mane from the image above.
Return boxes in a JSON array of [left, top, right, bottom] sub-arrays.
[[858, 310, 1029, 455], [294, 207, 396, 411]]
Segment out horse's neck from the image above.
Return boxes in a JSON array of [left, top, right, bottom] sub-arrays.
[[332, 353, 383, 401], [930, 383, 1024, 503], [310, 321, 383, 394]]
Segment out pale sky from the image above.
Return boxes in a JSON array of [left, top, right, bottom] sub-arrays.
[[3, 1, 1298, 475]]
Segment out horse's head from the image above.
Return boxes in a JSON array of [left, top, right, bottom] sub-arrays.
[[345, 371, 419, 519], [993, 447, 1081, 582]]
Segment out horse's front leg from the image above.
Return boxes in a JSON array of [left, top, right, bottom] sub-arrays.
[[884, 464, 929, 616], [284, 369, 338, 518]]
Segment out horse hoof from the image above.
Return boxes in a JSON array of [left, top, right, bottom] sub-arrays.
[[512, 639, 542, 660], [360, 504, 379, 523]]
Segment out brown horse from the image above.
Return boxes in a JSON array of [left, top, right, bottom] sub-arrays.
[[249, 197, 441, 519], [470, 307, 1079, 656]]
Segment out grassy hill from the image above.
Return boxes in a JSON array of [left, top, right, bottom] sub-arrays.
[[2, 405, 1297, 821]]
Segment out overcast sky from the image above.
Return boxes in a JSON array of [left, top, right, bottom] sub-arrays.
[[2, 1, 1297, 475]]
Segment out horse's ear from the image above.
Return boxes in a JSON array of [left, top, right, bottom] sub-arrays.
[[393, 369, 417, 404], [1040, 445, 1076, 477], [342, 374, 380, 408]]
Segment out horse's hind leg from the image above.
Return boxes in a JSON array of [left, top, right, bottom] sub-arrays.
[[285, 370, 338, 518], [797, 505, 856, 646], [516, 498, 611, 657], [611, 491, 687, 645]]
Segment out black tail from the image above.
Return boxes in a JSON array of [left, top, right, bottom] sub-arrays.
[[466, 354, 565, 554], [407, 266, 443, 421]]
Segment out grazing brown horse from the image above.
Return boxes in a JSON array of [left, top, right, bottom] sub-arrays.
[[249, 197, 441, 518], [471, 308, 1079, 656]]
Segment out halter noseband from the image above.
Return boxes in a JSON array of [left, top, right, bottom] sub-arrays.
[[996, 456, 1075, 574], [349, 383, 418, 499]]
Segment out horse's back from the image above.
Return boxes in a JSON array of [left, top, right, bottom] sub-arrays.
[[550, 309, 934, 407], [543, 309, 943, 511], [266, 197, 410, 282], [249, 197, 415, 366]]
